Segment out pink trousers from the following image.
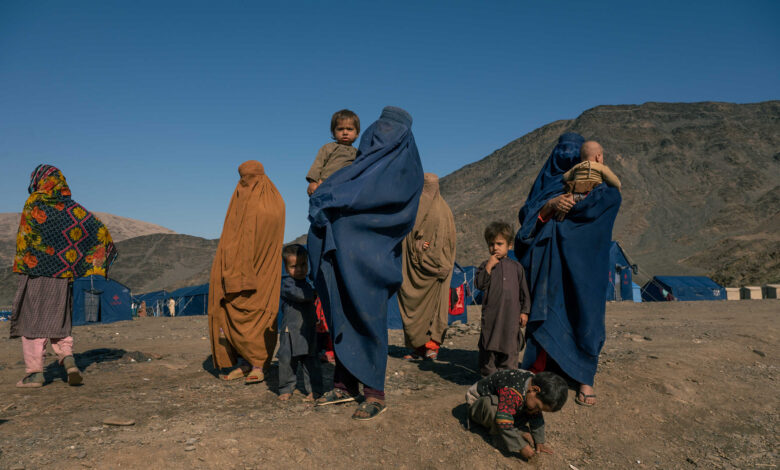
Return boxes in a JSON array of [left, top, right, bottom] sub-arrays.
[[22, 336, 74, 373]]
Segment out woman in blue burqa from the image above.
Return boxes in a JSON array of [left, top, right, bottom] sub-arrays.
[[307, 106, 423, 420], [514, 134, 621, 407]]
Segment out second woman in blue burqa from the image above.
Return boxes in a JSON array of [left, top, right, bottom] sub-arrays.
[[307, 106, 424, 420]]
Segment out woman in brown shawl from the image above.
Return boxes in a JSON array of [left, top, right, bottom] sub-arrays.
[[208, 161, 285, 384], [398, 173, 456, 360]]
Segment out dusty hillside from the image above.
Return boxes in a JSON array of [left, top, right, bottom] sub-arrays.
[[0, 213, 178, 306], [439, 101, 780, 285], [107, 234, 219, 294], [0, 301, 776, 469]]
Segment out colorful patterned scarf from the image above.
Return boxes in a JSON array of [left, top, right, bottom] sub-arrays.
[[13, 164, 118, 279]]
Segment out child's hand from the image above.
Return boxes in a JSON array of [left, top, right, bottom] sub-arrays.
[[535, 443, 553, 455], [519, 445, 536, 460], [422, 241, 430, 251], [485, 254, 500, 273], [307, 181, 319, 196], [519, 313, 529, 327]]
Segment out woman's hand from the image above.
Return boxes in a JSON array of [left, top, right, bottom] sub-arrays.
[[541, 194, 576, 218]]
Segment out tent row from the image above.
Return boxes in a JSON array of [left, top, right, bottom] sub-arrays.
[[62, 240, 778, 327]]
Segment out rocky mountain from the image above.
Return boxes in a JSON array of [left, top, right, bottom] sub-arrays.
[[0, 213, 177, 306], [107, 234, 218, 294], [438, 101, 780, 286], [1, 101, 777, 306]]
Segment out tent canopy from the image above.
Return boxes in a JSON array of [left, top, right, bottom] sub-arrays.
[[642, 276, 726, 301], [72, 275, 133, 325], [169, 283, 209, 316]]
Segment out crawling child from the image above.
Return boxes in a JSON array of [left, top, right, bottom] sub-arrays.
[[465, 369, 568, 460], [306, 109, 360, 196], [557, 140, 621, 220]]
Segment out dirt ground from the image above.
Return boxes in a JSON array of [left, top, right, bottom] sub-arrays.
[[0, 300, 777, 470]]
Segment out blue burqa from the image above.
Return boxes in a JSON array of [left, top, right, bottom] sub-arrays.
[[307, 107, 423, 390], [514, 133, 621, 386]]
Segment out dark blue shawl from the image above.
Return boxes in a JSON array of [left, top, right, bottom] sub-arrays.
[[514, 133, 621, 386], [307, 107, 423, 390]]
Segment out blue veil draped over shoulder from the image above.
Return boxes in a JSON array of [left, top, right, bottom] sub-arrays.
[[307, 106, 424, 390], [514, 133, 621, 386]]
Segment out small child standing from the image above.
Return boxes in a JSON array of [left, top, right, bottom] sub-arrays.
[[475, 221, 531, 377], [306, 109, 360, 196], [465, 369, 568, 459], [557, 140, 621, 220], [277, 244, 323, 401]]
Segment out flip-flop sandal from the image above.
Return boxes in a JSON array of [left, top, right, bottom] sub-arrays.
[[16, 372, 44, 388], [244, 369, 265, 385], [315, 389, 358, 406], [220, 367, 249, 381], [424, 349, 439, 361], [352, 400, 387, 421], [575, 391, 596, 407]]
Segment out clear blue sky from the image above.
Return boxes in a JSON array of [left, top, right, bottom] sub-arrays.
[[1, 1, 777, 241]]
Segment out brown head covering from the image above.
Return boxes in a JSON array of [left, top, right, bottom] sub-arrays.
[[398, 173, 457, 348], [208, 160, 285, 369]]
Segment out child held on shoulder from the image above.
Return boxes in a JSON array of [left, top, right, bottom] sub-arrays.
[[557, 140, 621, 220], [306, 109, 360, 196], [465, 369, 568, 460], [277, 244, 323, 401], [475, 221, 531, 377]]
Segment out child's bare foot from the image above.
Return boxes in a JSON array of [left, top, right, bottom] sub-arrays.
[[575, 384, 597, 406], [278, 393, 292, 401], [302, 393, 314, 402]]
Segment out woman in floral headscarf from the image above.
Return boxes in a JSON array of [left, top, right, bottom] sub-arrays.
[[11, 164, 117, 388]]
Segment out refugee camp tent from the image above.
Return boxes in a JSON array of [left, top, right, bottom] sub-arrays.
[[387, 262, 477, 330], [606, 241, 640, 302], [763, 284, 780, 299], [72, 275, 133, 325], [168, 283, 209, 316], [132, 290, 170, 317], [740, 286, 762, 300], [641, 276, 726, 302]]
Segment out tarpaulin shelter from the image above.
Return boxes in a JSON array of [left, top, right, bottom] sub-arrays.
[[132, 290, 170, 317], [606, 241, 640, 302], [72, 275, 133, 325], [389, 262, 477, 330], [641, 276, 726, 302], [168, 283, 209, 316]]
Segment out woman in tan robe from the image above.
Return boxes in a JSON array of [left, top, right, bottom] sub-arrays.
[[398, 173, 456, 360], [208, 160, 285, 384]]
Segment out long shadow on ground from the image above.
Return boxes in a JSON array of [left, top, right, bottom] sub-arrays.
[[43, 348, 131, 384], [388, 345, 480, 386]]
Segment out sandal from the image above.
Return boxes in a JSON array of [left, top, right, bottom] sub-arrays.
[[16, 372, 44, 388], [424, 349, 439, 361], [220, 366, 250, 381], [244, 368, 265, 385], [575, 390, 597, 407], [352, 400, 387, 421], [315, 388, 358, 406]]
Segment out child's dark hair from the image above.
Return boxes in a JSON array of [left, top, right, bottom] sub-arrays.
[[533, 372, 569, 411], [484, 221, 514, 244], [282, 244, 307, 264], [331, 109, 360, 136]]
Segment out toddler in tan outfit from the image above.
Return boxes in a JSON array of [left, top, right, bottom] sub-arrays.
[[557, 141, 621, 221], [306, 109, 360, 196]]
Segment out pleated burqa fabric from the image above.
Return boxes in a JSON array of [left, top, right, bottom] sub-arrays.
[[398, 173, 456, 349], [208, 161, 285, 370]]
